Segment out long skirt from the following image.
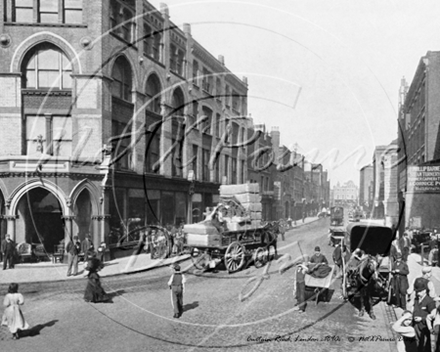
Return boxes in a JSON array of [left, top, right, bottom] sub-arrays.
[[84, 273, 111, 303], [1, 305, 29, 333]]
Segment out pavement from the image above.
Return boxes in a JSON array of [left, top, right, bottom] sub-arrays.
[[0, 216, 322, 284]]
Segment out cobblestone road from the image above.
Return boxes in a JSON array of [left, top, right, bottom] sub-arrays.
[[0, 219, 397, 352]]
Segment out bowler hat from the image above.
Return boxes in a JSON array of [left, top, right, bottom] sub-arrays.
[[414, 277, 428, 292], [314, 246, 321, 252], [173, 264, 181, 271]]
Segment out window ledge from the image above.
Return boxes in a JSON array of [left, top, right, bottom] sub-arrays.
[[143, 54, 164, 67], [170, 70, 186, 80], [5, 22, 87, 28]]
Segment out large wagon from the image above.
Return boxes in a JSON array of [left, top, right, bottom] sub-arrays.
[[342, 223, 394, 302], [184, 184, 277, 273]]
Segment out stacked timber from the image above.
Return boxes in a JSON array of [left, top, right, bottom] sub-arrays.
[[219, 183, 262, 230]]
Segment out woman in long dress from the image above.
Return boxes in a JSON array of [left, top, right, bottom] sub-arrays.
[[84, 257, 111, 303], [1, 283, 29, 339]]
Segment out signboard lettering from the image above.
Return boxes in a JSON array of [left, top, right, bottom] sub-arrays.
[[407, 165, 440, 193]]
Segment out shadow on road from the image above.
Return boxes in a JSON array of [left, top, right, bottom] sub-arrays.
[[183, 301, 199, 313], [21, 319, 58, 338]]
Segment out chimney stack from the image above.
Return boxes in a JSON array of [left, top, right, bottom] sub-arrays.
[[218, 55, 225, 65]]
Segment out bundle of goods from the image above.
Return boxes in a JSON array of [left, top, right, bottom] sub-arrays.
[[219, 183, 262, 231]]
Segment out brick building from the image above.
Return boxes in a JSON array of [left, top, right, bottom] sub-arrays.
[[397, 52, 440, 233], [0, 1, 248, 255]]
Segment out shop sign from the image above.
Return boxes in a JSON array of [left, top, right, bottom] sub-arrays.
[[407, 165, 440, 193]]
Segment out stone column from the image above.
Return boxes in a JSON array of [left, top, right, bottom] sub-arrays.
[[4, 215, 17, 241]]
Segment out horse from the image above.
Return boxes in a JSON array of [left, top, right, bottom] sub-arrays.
[[345, 255, 380, 320]]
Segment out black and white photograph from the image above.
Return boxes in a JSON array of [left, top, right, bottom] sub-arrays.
[[0, 0, 440, 351]]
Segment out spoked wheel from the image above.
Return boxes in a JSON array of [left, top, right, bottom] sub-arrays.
[[253, 247, 268, 268], [190, 248, 211, 271], [224, 241, 245, 273]]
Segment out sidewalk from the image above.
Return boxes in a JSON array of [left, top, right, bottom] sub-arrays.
[[0, 216, 321, 285], [0, 252, 191, 284]]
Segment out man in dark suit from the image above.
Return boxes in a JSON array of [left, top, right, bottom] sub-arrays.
[[1, 234, 16, 270], [66, 235, 81, 276]]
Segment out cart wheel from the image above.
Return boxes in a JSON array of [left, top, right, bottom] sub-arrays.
[[224, 241, 245, 273], [190, 248, 211, 271], [253, 247, 267, 268]]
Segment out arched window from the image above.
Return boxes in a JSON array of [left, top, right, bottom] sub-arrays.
[[22, 45, 72, 89], [145, 74, 162, 114], [111, 56, 132, 102]]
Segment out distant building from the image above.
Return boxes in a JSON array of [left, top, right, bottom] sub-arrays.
[[331, 181, 358, 206], [372, 146, 387, 219], [359, 164, 374, 211]]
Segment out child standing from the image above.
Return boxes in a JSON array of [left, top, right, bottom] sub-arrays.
[[1, 283, 29, 340]]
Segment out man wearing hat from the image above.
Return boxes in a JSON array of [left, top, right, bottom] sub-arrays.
[[408, 267, 436, 302], [167, 264, 186, 318], [390, 252, 409, 309], [310, 246, 328, 265], [412, 277, 436, 352], [1, 234, 16, 270]]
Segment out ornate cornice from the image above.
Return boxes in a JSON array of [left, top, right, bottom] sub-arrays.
[[92, 214, 111, 221], [22, 89, 72, 97], [0, 172, 103, 179]]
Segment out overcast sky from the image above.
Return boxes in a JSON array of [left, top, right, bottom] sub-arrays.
[[150, 0, 440, 186]]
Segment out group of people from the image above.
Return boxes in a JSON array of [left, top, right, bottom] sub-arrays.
[[66, 234, 106, 277]]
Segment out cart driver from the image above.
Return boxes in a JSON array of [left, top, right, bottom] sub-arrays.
[[309, 246, 328, 265]]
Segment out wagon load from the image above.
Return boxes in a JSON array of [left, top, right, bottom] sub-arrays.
[[183, 183, 277, 273]]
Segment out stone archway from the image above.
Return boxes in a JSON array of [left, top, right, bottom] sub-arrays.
[[15, 188, 64, 253]]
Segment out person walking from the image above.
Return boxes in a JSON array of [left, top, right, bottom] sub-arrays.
[[81, 234, 94, 264], [168, 264, 186, 318], [293, 256, 309, 313], [391, 253, 409, 309], [66, 235, 81, 277], [408, 267, 437, 310], [1, 234, 16, 270], [412, 278, 436, 352], [84, 257, 111, 303], [1, 283, 29, 340]]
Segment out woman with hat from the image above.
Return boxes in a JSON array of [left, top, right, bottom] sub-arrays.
[[167, 264, 186, 318], [84, 257, 111, 303], [391, 252, 409, 309], [412, 277, 436, 352]]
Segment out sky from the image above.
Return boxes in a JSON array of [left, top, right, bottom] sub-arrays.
[[150, 0, 440, 186]]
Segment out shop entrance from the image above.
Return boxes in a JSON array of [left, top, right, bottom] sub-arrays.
[[16, 188, 64, 253]]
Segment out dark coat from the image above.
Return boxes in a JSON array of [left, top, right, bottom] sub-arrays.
[[392, 259, 409, 294]]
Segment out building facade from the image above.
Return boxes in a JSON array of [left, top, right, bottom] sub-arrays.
[[397, 52, 440, 233], [359, 164, 373, 211], [331, 180, 358, 206], [0, 1, 248, 255]]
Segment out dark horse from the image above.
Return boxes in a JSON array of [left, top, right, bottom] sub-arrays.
[[346, 255, 381, 320], [262, 222, 279, 257]]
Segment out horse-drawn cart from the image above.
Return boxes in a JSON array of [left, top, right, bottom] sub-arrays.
[[184, 184, 277, 273], [341, 223, 394, 314], [305, 264, 336, 304]]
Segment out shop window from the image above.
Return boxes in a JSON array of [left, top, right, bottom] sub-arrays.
[[22, 45, 72, 89], [25, 115, 72, 156], [111, 56, 132, 102]]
